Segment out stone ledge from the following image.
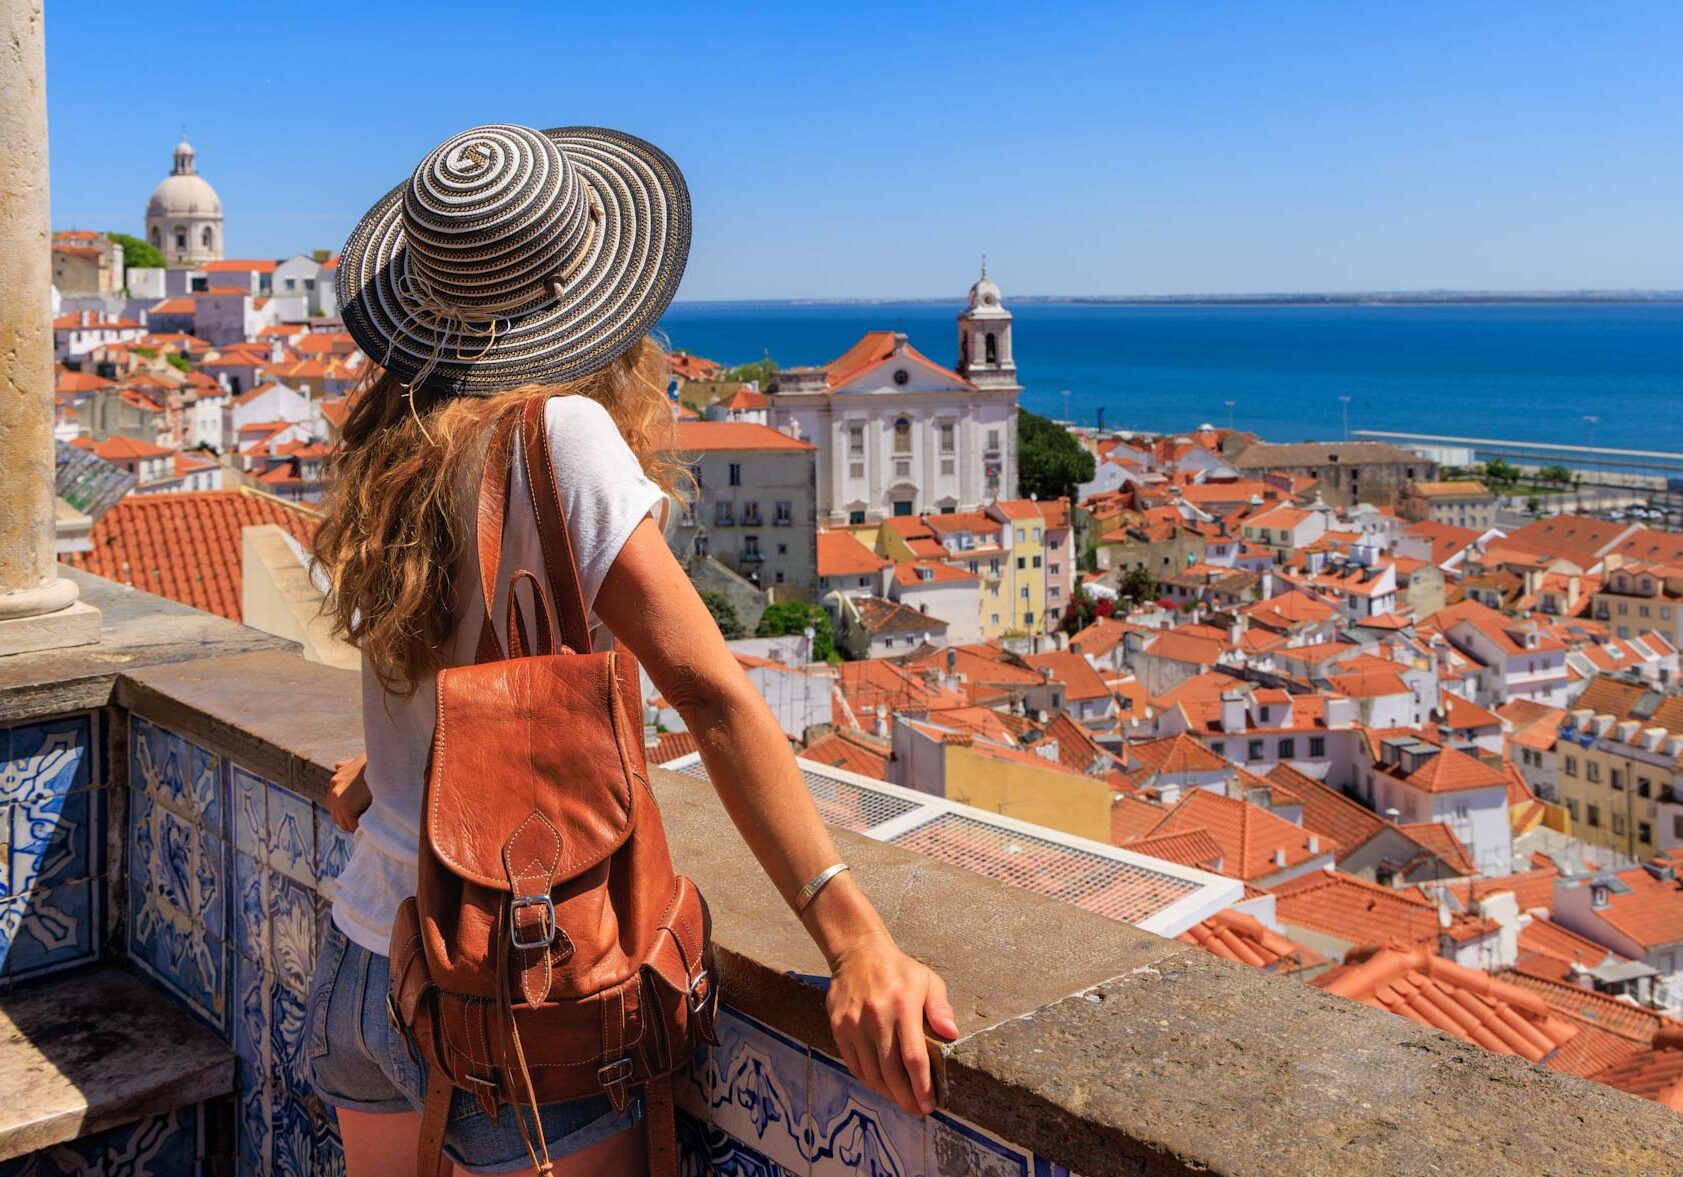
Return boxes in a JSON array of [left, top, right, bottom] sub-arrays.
[[105, 647, 1683, 1176], [0, 966, 234, 1161], [0, 568, 296, 725]]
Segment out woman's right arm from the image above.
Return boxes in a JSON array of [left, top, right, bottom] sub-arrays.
[[593, 517, 958, 1116]]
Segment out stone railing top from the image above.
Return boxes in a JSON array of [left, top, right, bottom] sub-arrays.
[[0, 568, 294, 725], [0, 967, 234, 1161], [108, 648, 1683, 1175]]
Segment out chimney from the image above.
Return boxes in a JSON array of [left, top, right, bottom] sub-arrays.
[[891, 332, 908, 355], [874, 708, 889, 738], [1272, 848, 1288, 869], [80, 308, 92, 326], [1219, 690, 1247, 734]]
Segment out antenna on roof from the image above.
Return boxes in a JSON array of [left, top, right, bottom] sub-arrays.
[[980, 253, 987, 279]]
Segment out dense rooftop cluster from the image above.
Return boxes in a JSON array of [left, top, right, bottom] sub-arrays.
[[47, 241, 1683, 1116]]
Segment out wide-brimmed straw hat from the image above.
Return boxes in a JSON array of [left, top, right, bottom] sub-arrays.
[[337, 123, 689, 396]]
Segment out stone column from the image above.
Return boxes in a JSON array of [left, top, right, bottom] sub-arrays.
[[0, 0, 98, 653]]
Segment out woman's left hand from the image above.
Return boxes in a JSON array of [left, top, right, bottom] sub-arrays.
[[327, 753, 371, 833], [826, 933, 959, 1117]]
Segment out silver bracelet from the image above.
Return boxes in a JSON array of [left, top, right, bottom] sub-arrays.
[[794, 863, 850, 915]]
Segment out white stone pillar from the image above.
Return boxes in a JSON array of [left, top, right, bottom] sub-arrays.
[[0, 0, 99, 653]]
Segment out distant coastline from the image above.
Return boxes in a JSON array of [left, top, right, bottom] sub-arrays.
[[674, 290, 1683, 308]]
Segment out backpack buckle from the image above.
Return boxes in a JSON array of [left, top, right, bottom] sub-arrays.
[[686, 967, 711, 1014], [597, 1057, 634, 1088], [509, 893, 557, 950]]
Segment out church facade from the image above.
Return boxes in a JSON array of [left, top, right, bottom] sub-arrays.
[[767, 269, 1021, 525], [146, 136, 224, 268]]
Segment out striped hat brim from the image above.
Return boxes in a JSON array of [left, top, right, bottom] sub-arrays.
[[337, 126, 689, 396]]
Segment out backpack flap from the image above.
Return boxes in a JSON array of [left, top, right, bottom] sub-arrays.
[[427, 650, 640, 893]]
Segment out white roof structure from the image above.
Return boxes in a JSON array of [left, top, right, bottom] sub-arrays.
[[663, 752, 1240, 937]]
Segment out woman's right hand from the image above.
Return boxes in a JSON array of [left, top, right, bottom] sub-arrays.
[[327, 753, 371, 833], [826, 931, 959, 1117]]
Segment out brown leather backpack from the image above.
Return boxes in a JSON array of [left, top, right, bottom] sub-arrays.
[[387, 394, 717, 1177]]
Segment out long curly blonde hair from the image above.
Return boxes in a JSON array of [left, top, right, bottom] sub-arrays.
[[313, 337, 685, 695]]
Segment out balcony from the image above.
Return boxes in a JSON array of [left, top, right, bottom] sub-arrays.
[[2, 570, 1682, 1174]]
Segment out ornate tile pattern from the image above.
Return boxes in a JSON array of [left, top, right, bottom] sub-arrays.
[[7, 710, 1073, 1175], [0, 713, 101, 986], [0, 1104, 202, 1177]]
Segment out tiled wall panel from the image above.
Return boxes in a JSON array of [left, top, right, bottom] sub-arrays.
[[0, 713, 103, 987]]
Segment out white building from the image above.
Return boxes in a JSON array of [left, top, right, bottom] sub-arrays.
[[768, 270, 1020, 525], [146, 136, 223, 267]]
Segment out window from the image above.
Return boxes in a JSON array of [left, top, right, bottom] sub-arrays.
[[1586, 804, 1601, 828], [849, 509, 866, 525], [984, 332, 998, 364], [1612, 769, 1625, 791], [1248, 740, 1264, 760], [1641, 821, 1654, 844], [1050, 586, 1061, 599], [201, 226, 213, 249], [1211, 741, 1226, 757], [1032, 555, 1042, 569], [1032, 527, 1041, 541], [894, 459, 911, 478], [1566, 798, 1579, 820], [1676, 814, 1683, 840], [1279, 738, 1296, 759], [847, 426, 864, 456], [1613, 812, 1626, 836], [743, 535, 762, 561], [1586, 762, 1601, 783], [892, 500, 913, 517], [1019, 586, 1029, 600], [986, 429, 1000, 452], [893, 368, 909, 386], [714, 503, 734, 526], [728, 463, 742, 486], [777, 543, 787, 555], [938, 423, 955, 454], [1016, 557, 1026, 571], [1049, 562, 1060, 576], [1639, 776, 1652, 798], [941, 459, 955, 476], [693, 535, 708, 556], [149, 227, 161, 247], [741, 501, 762, 526], [774, 500, 791, 525], [893, 417, 912, 454], [1564, 756, 1578, 777], [175, 229, 186, 249], [1309, 737, 1325, 757], [1016, 528, 1025, 542], [1259, 706, 1271, 723], [850, 462, 865, 480]]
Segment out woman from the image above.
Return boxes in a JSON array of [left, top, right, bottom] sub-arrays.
[[306, 124, 956, 1176]]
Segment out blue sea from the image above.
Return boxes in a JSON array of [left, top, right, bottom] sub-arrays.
[[656, 302, 1683, 454]]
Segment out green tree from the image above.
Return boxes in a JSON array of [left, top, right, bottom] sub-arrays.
[[165, 352, 190, 374], [698, 590, 745, 639], [1538, 464, 1573, 486], [755, 601, 835, 661], [724, 358, 778, 389], [1117, 566, 1158, 606], [1525, 495, 1543, 515], [107, 231, 164, 274], [1018, 408, 1095, 503], [1483, 458, 1521, 489]]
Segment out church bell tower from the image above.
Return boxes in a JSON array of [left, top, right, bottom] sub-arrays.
[[955, 262, 1018, 391]]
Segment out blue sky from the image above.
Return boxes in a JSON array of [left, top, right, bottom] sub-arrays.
[[45, 0, 1683, 301]]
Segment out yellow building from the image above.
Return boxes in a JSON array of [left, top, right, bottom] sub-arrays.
[[944, 740, 1115, 842], [989, 500, 1046, 635], [1555, 676, 1683, 861]]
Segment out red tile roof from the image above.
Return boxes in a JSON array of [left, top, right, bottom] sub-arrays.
[[1137, 789, 1331, 882], [1397, 746, 1511, 795], [801, 728, 893, 780], [823, 330, 973, 391], [1179, 909, 1328, 974], [65, 488, 318, 620], [649, 730, 699, 765], [1275, 868, 1494, 947], [1395, 822, 1477, 877], [818, 531, 889, 578], [1589, 1027, 1683, 1111], [1128, 732, 1229, 775], [1022, 650, 1111, 702], [202, 258, 277, 273], [1314, 943, 1583, 1064], [674, 421, 814, 452]]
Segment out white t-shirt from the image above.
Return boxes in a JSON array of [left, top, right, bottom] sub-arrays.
[[332, 395, 668, 956]]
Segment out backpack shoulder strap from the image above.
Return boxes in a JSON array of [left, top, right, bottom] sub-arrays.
[[519, 394, 592, 655], [473, 408, 520, 664]]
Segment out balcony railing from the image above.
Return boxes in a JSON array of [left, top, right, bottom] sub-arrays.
[[2, 569, 1680, 1174]]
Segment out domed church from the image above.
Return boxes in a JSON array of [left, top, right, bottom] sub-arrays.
[[145, 135, 223, 267]]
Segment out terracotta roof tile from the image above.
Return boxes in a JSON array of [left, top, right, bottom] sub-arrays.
[[817, 531, 889, 578], [1138, 790, 1331, 881], [66, 488, 318, 620], [675, 420, 814, 452], [1275, 869, 1494, 947], [1179, 909, 1328, 973], [801, 729, 892, 780]]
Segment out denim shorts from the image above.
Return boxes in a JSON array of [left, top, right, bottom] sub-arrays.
[[305, 920, 642, 1174]]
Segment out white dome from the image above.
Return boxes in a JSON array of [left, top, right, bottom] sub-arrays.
[[148, 172, 222, 218], [968, 273, 1002, 308]]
